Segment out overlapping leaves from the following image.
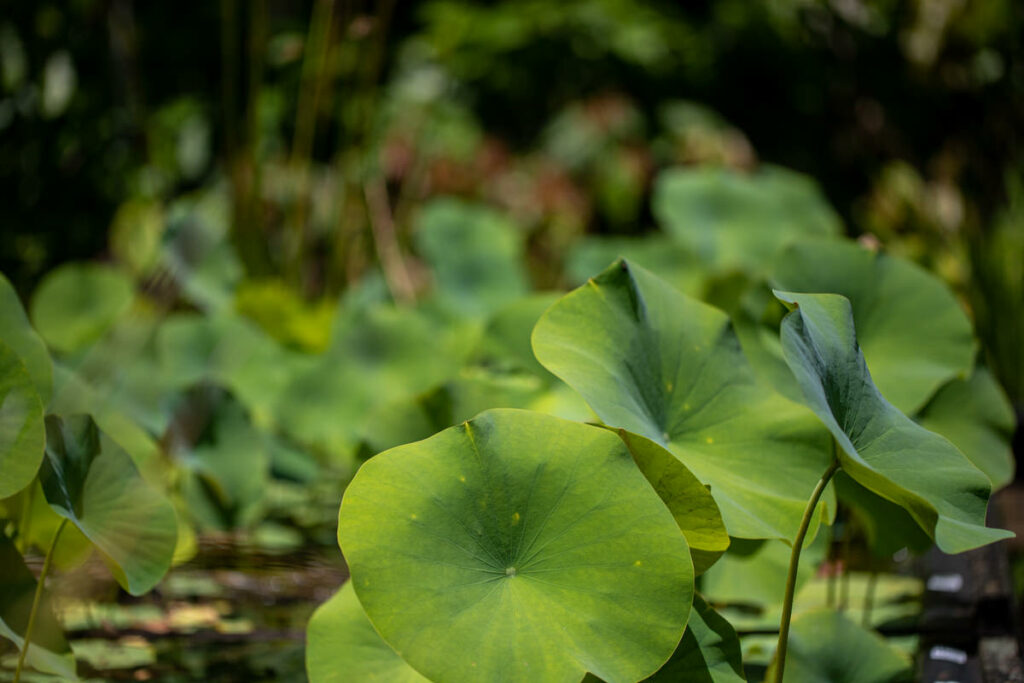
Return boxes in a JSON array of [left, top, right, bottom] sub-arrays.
[[532, 260, 832, 541], [775, 291, 1012, 553]]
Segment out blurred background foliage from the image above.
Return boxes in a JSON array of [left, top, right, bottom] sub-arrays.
[[1, 0, 1023, 678], [1, 0, 1022, 407]]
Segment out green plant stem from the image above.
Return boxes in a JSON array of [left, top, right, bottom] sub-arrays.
[[772, 459, 840, 683], [14, 518, 67, 683]]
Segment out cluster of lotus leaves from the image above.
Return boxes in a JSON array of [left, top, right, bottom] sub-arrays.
[[320, 252, 1011, 682]]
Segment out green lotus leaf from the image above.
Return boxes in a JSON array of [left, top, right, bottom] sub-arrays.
[[767, 609, 911, 683], [918, 367, 1016, 490], [0, 341, 45, 498], [339, 409, 694, 683], [532, 260, 833, 541], [30, 263, 134, 353], [39, 415, 177, 594], [0, 271, 52, 403], [775, 291, 1012, 553], [773, 239, 975, 414], [653, 166, 839, 275], [415, 198, 529, 317], [613, 429, 729, 575], [306, 581, 427, 683], [584, 595, 746, 682], [0, 535, 77, 680], [646, 594, 746, 682], [834, 473, 932, 558]]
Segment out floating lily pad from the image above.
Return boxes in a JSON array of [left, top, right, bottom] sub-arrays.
[[40, 415, 177, 594], [532, 260, 832, 541], [776, 291, 1011, 553], [306, 582, 427, 683], [773, 240, 975, 414], [339, 409, 694, 683]]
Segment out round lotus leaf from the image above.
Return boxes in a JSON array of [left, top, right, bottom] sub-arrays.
[[0, 341, 45, 498], [773, 239, 975, 414], [339, 409, 694, 683], [306, 582, 427, 683], [30, 263, 134, 353]]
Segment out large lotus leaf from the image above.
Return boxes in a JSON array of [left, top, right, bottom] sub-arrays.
[[773, 239, 975, 414], [613, 429, 729, 575], [0, 342, 45, 498], [652, 166, 839, 274], [39, 415, 177, 595], [776, 291, 1011, 553], [532, 261, 833, 541], [0, 272, 52, 402], [0, 535, 77, 680], [306, 581, 427, 683], [414, 198, 529, 317], [30, 263, 134, 353], [339, 409, 694, 683], [565, 235, 707, 298], [918, 368, 1016, 490], [584, 595, 745, 682], [767, 609, 911, 683]]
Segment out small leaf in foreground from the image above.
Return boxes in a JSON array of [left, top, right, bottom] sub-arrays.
[[40, 415, 177, 595]]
